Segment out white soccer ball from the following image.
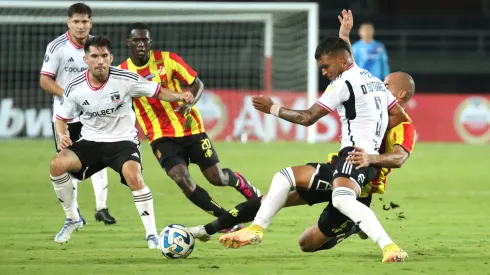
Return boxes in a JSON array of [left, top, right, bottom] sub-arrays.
[[159, 224, 195, 259]]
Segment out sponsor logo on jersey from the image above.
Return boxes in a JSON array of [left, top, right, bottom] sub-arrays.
[[454, 96, 490, 143], [86, 103, 123, 117], [64, 66, 87, 73]]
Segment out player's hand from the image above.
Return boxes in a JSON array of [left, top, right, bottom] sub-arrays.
[[347, 146, 372, 169], [181, 92, 194, 104], [338, 9, 353, 37], [58, 134, 72, 150], [175, 104, 192, 116], [252, 95, 274, 114]]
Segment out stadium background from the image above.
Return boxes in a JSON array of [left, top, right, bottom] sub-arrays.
[[0, 1, 489, 275]]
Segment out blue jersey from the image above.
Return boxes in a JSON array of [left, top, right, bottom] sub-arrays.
[[352, 40, 390, 80]]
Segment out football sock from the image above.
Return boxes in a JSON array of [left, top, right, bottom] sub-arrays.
[[187, 185, 228, 217], [71, 178, 79, 214], [331, 187, 393, 250], [91, 168, 108, 211], [132, 186, 157, 237], [253, 168, 295, 229], [51, 173, 80, 221], [204, 196, 263, 235], [314, 225, 358, 251], [222, 168, 239, 187]]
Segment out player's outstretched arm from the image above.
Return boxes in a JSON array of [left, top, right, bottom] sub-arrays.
[[338, 9, 355, 62], [156, 86, 194, 104], [189, 77, 204, 105], [40, 75, 64, 97], [252, 95, 329, 126]]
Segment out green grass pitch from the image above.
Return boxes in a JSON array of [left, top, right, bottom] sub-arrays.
[[0, 140, 489, 274]]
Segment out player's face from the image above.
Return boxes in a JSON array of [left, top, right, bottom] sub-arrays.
[[84, 46, 113, 80], [317, 53, 347, 81], [127, 29, 151, 59], [384, 74, 403, 100], [359, 24, 374, 40], [67, 14, 92, 40]]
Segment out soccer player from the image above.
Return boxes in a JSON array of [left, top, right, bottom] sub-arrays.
[[118, 23, 260, 230], [50, 36, 194, 247], [217, 36, 409, 262], [190, 71, 416, 254], [40, 3, 116, 225], [352, 21, 390, 80]]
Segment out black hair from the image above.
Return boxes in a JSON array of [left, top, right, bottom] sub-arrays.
[[68, 3, 92, 18], [360, 21, 374, 28], [314, 37, 351, 59], [84, 36, 112, 53], [127, 22, 150, 38]]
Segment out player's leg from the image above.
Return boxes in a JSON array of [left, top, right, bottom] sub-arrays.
[[52, 122, 86, 225], [330, 148, 407, 262], [107, 141, 158, 249], [152, 138, 230, 218], [218, 164, 319, 248], [67, 122, 116, 225], [190, 191, 308, 242], [50, 140, 100, 243], [195, 133, 261, 200]]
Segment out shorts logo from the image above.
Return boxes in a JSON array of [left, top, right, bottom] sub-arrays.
[[110, 92, 121, 104], [357, 174, 365, 184], [132, 152, 139, 158], [201, 138, 213, 158]]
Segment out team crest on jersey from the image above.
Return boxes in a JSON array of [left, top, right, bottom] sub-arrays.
[[110, 92, 121, 104]]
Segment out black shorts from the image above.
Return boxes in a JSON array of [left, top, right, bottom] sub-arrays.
[[67, 140, 142, 185], [150, 132, 219, 172], [52, 121, 82, 152], [296, 162, 335, 206], [331, 146, 378, 191], [317, 195, 372, 238]]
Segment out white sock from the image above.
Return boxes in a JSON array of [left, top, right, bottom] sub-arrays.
[[253, 168, 295, 229], [91, 168, 108, 210], [72, 178, 79, 214], [51, 173, 80, 221], [332, 187, 393, 250], [132, 186, 157, 237]]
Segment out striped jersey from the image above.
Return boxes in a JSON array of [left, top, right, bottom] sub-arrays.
[[56, 67, 160, 143], [119, 50, 205, 142], [40, 32, 89, 122]]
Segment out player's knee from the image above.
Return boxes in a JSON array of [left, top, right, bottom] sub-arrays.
[[168, 166, 195, 194], [298, 234, 317, 253], [332, 187, 356, 210], [122, 161, 144, 190], [208, 169, 226, 186], [50, 155, 67, 176]]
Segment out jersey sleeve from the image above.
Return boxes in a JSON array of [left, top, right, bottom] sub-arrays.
[[169, 52, 197, 86], [129, 76, 161, 98], [55, 94, 78, 121], [40, 44, 60, 77], [386, 90, 398, 110], [316, 81, 350, 112], [391, 121, 416, 154]]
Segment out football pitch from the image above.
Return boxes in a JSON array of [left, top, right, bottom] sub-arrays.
[[0, 140, 489, 275]]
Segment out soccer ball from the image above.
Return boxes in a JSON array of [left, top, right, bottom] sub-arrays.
[[159, 224, 195, 259]]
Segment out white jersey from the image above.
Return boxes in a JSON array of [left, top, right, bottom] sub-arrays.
[[55, 67, 161, 143], [316, 64, 397, 154], [40, 32, 89, 122]]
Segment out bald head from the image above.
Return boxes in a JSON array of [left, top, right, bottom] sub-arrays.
[[383, 72, 415, 107]]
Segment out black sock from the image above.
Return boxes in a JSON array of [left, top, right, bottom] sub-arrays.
[[187, 185, 228, 217], [204, 195, 263, 235], [314, 225, 358, 251], [222, 168, 240, 187]]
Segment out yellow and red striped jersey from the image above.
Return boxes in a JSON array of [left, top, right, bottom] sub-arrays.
[[118, 50, 205, 142], [360, 115, 416, 197]]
